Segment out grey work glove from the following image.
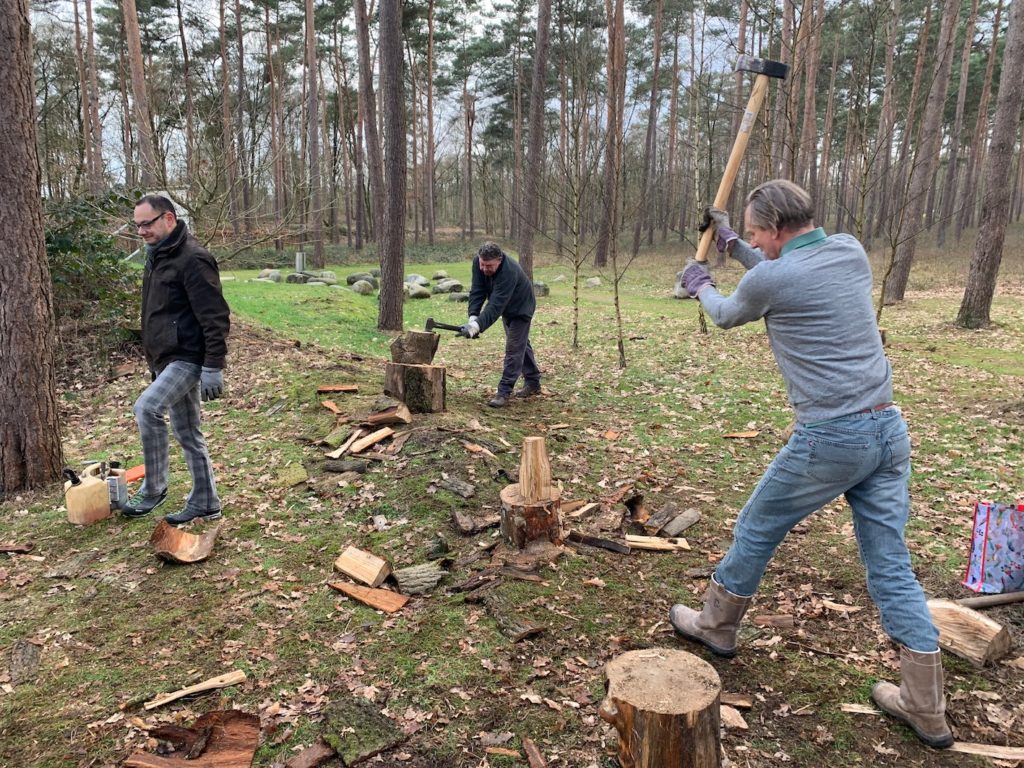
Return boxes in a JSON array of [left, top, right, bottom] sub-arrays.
[[681, 258, 716, 298], [699, 206, 739, 254], [459, 319, 481, 338], [200, 367, 224, 402]]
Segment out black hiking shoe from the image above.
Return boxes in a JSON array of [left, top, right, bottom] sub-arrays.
[[164, 506, 223, 527], [514, 384, 542, 399], [487, 395, 509, 408], [121, 489, 168, 519]]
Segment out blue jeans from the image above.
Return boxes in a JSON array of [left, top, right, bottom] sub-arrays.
[[133, 360, 221, 513], [715, 406, 938, 651]]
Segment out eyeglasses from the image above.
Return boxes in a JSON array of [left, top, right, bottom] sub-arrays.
[[132, 212, 167, 232]]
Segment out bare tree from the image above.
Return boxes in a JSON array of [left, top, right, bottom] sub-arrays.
[[956, 0, 1024, 328], [121, 0, 159, 187], [304, 0, 325, 266], [0, 0, 64, 490], [354, 0, 384, 241], [595, 0, 625, 269], [377, 0, 405, 331]]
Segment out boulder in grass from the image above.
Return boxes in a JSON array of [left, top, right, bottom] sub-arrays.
[[533, 281, 549, 297], [585, 276, 601, 288], [551, 274, 567, 282], [308, 272, 337, 285], [431, 270, 449, 280], [448, 292, 470, 302], [257, 268, 275, 279], [351, 279, 375, 295], [404, 273, 430, 287], [286, 272, 310, 284], [431, 278, 464, 294], [347, 272, 375, 285], [673, 271, 688, 299], [404, 283, 432, 299]]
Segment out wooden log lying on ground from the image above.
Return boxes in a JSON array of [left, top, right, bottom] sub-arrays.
[[383, 363, 446, 413], [927, 598, 1011, 666], [365, 403, 412, 426], [334, 546, 391, 587], [144, 670, 247, 711], [393, 562, 446, 595], [600, 648, 721, 768]]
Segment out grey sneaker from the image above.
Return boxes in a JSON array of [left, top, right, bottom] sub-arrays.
[[121, 489, 168, 519], [487, 395, 509, 408], [514, 384, 542, 399], [164, 506, 223, 527]]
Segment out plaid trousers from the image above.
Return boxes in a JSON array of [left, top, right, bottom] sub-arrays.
[[133, 360, 220, 512]]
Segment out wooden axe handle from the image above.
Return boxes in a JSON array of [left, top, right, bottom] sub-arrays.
[[695, 73, 771, 263]]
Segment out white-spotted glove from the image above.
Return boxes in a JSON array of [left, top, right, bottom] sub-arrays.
[[200, 367, 224, 401], [459, 319, 481, 339]]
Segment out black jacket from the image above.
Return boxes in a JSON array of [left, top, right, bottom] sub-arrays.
[[141, 221, 230, 372], [467, 253, 536, 333]]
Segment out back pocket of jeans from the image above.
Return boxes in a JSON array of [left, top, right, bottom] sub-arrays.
[[807, 437, 869, 484], [886, 432, 911, 472]]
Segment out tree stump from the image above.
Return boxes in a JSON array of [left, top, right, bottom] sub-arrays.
[[389, 330, 439, 364], [499, 436, 563, 549], [600, 649, 722, 768], [383, 363, 446, 413]]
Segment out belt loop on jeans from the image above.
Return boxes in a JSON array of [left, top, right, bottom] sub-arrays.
[[858, 401, 894, 414]]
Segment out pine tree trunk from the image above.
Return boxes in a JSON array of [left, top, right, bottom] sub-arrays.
[[122, 0, 158, 188], [956, 0, 1024, 328], [218, 0, 240, 236], [377, 0, 405, 331], [664, 17, 680, 244], [234, 0, 251, 234], [354, 0, 384, 242], [72, 0, 89, 191], [84, 0, 104, 193], [424, 0, 436, 246], [770, 0, 794, 178], [595, 0, 624, 268], [631, 0, 663, 261], [175, 0, 196, 202], [304, 0, 324, 267], [816, 40, 839, 227], [0, 0, 64, 490], [870, 0, 899, 241], [265, 4, 283, 251]]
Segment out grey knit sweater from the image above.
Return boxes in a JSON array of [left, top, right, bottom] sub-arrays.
[[697, 228, 892, 424]]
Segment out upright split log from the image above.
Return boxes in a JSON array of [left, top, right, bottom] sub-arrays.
[[389, 331, 439, 364], [383, 363, 446, 413], [600, 649, 722, 768], [500, 437, 563, 549]]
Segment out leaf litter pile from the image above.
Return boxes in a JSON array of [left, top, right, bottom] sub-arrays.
[[1, 268, 1023, 768]]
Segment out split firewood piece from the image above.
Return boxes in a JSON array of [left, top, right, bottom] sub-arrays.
[[600, 649, 721, 768], [624, 534, 690, 552], [452, 509, 500, 535], [956, 591, 1024, 609], [661, 508, 702, 538], [720, 705, 748, 730], [386, 430, 413, 455], [0, 542, 34, 554], [284, 741, 336, 768], [566, 502, 598, 519], [328, 581, 409, 613], [149, 521, 223, 564], [435, 475, 475, 499], [642, 503, 681, 535], [349, 427, 394, 455], [321, 400, 344, 416], [566, 530, 631, 555], [364, 403, 412, 426], [522, 737, 548, 768], [317, 384, 359, 394], [334, 546, 391, 587], [389, 330, 440, 364], [125, 464, 146, 482], [483, 593, 544, 642], [325, 429, 363, 459], [393, 562, 446, 595], [143, 670, 247, 711], [840, 703, 883, 715], [948, 742, 1024, 760], [321, 693, 407, 765], [927, 598, 1011, 666], [752, 614, 795, 629], [519, 437, 553, 503], [720, 693, 753, 710], [125, 710, 260, 767], [500, 437, 563, 551]]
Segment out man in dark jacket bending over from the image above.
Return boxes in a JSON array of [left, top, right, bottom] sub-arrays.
[[121, 194, 231, 526], [460, 242, 541, 408]]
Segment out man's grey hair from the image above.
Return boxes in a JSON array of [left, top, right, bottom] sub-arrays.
[[745, 180, 814, 232], [477, 241, 504, 261]]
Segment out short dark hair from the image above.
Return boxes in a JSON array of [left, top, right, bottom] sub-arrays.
[[745, 180, 814, 232], [477, 242, 504, 261], [136, 194, 177, 218]]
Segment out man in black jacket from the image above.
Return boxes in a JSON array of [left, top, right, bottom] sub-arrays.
[[461, 242, 541, 408], [121, 195, 231, 526]]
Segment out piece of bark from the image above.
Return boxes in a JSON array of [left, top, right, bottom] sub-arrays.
[[642, 503, 680, 535], [461, 578, 503, 604], [499, 484, 563, 549], [44, 549, 100, 579], [452, 509, 500, 535], [927, 598, 1011, 666], [566, 502, 599, 519], [594, 504, 625, 532], [624, 492, 647, 523], [522, 737, 547, 768], [317, 384, 359, 394], [566, 530, 631, 555], [124, 710, 260, 767], [150, 521, 222, 564], [349, 427, 395, 455], [284, 741, 336, 768], [483, 593, 544, 642], [324, 459, 368, 474], [720, 705, 748, 730], [321, 694, 406, 765], [328, 581, 409, 613], [393, 562, 446, 595], [451, 569, 500, 593], [720, 693, 753, 710], [385, 430, 413, 455], [752, 614, 795, 629], [321, 400, 344, 416], [389, 331, 440, 364], [499, 565, 544, 583], [0, 542, 33, 554], [956, 591, 1024, 609], [383, 363, 446, 413], [519, 437, 553, 503], [660, 508, 703, 538], [364, 403, 412, 426], [436, 476, 476, 499], [144, 670, 247, 711], [624, 534, 690, 551], [10, 639, 41, 685], [600, 649, 721, 768], [334, 546, 391, 587], [560, 499, 587, 514]]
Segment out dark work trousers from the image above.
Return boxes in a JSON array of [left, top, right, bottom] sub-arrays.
[[498, 316, 541, 396]]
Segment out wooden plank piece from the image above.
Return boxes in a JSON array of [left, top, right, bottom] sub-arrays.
[[721, 693, 753, 710], [624, 534, 690, 551], [328, 581, 408, 613], [949, 742, 1024, 760], [144, 670, 247, 711], [325, 429, 363, 460], [317, 384, 359, 394], [334, 546, 391, 587], [321, 400, 344, 415], [349, 427, 395, 454]]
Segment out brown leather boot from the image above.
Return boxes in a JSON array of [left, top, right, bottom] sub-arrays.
[[872, 647, 954, 749], [669, 576, 753, 658]]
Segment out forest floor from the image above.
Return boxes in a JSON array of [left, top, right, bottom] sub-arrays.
[[1, 243, 1023, 768]]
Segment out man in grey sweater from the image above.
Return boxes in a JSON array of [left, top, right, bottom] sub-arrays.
[[671, 180, 952, 749], [460, 242, 541, 408]]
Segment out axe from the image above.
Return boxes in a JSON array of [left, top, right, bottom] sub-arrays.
[[694, 55, 789, 263], [425, 317, 465, 333]]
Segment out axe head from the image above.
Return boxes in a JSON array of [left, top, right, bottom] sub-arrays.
[[736, 55, 789, 80], [425, 317, 437, 332]]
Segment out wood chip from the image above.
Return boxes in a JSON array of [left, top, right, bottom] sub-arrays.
[[723, 430, 760, 439], [321, 400, 344, 415], [720, 705, 748, 729], [623, 534, 689, 551], [317, 384, 359, 394], [328, 581, 409, 613], [840, 703, 883, 715], [949, 742, 1024, 760]]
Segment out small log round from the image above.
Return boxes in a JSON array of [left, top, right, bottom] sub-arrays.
[[600, 648, 721, 768], [389, 330, 440, 364], [499, 483, 563, 549]]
